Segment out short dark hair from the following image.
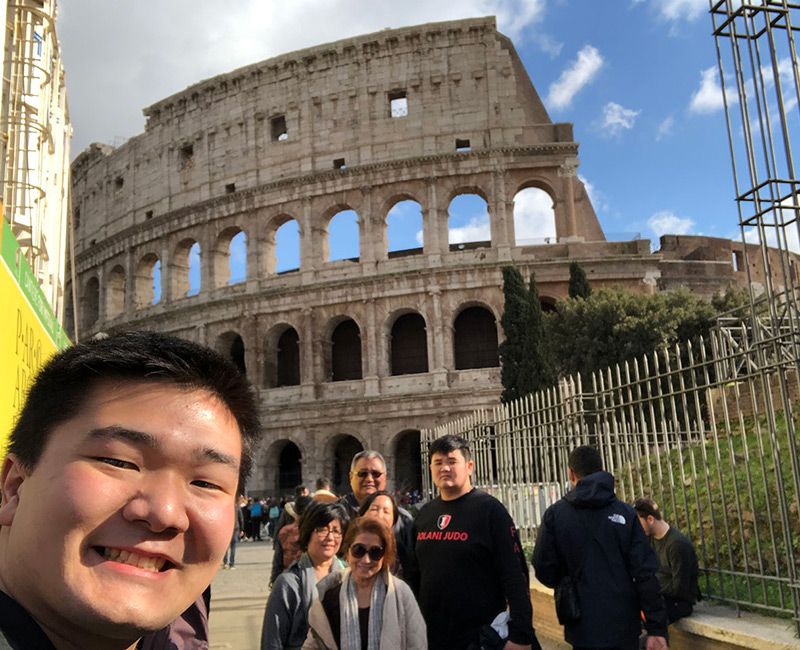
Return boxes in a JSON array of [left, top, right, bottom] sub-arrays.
[[358, 490, 398, 525], [315, 477, 332, 490], [429, 434, 471, 462], [294, 484, 308, 497], [294, 495, 312, 519], [298, 501, 349, 552], [8, 331, 262, 491], [342, 515, 396, 573], [633, 497, 663, 521], [568, 445, 603, 479]]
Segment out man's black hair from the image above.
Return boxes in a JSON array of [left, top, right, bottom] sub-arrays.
[[568, 445, 603, 479], [8, 330, 262, 492], [633, 497, 663, 521], [429, 433, 472, 462], [298, 501, 349, 551], [315, 477, 332, 491], [294, 484, 308, 497]]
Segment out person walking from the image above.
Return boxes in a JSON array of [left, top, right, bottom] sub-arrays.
[[224, 497, 246, 569], [532, 446, 669, 650]]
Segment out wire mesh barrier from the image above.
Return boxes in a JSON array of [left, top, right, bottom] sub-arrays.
[[421, 320, 800, 627]]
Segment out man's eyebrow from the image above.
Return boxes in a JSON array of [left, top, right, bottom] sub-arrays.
[[87, 426, 159, 448], [195, 447, 239, 469]]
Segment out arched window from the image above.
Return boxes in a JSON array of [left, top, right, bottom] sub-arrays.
[[329, 434, 364, 494], [393, 430, 422, 492], [213, 227, 246, 287], [278, 442, 302, 491], [276, 219, 300, 273], [229, 231, 247, 284], [277, 327, 300, 386], [106, 266, 125, 319], [135, 253, 160, 308], [172, 239, 201, 297], [453, 306, 499, 369], [387, 200, 423, 257], [331, 319, 362, 381], [513, 187, 556, 245], [390, 313, 428, 375], [448, 193, 490, 249], [327, 209, 359, 262], [216, 331, 246, 375], [83, 277, 99, 328]]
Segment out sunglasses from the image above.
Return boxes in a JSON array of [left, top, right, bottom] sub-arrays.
[[355, 470, 383, 480], [349, 543, 385, 561]]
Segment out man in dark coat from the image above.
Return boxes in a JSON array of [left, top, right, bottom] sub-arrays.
[[532, 446, 669, 650]]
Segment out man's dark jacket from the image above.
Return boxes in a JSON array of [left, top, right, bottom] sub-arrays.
[[531, 471, 668, 648]]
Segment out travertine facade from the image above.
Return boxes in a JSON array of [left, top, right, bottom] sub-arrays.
[[69, 17, 793, 495]]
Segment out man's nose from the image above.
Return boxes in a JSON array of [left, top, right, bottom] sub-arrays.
[[122, 473, 190, 534]]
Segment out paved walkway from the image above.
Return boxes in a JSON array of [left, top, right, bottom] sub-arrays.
[[207, 539, 568, 649]]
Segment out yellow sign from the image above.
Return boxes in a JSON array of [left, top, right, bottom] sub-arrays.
[[1, 218, 69, 455]]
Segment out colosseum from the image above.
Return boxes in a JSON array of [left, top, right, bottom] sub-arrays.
[[68, 16, 792, 496]]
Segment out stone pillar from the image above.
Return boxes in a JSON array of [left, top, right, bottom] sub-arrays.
[[160, 242, 171, 304], [559, 158, 580, 241], [253, 207, 271, 279], [200, 223, 214, 293], [359, 186, 382, 267], [428, 287, 449, 389], [491, 170, 512, 260], [301, 307, 317, 400], [124, 247, 135, 319], [424, 178, 446, 262], [301, 197, 320, 282], [364, 298, 380, 396], [250, 314, 265, 388]]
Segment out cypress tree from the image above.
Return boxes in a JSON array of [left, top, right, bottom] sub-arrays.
[[568, 261, 592, 299]]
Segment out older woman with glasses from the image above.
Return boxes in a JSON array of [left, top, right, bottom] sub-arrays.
[[303, 516, 426, 650], [261, 501, 350, 650]]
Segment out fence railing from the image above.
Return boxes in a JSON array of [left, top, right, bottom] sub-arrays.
[[421, 321, 800, 628]]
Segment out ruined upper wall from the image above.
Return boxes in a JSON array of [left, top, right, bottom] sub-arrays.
[[72, 17, 583, 243]]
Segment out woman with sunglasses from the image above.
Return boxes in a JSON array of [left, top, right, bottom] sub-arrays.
[[303, 516, 427, 649], [261, 502, 349, 650]]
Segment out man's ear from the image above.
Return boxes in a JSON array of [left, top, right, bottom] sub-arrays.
[[0, 454, 28, 526]]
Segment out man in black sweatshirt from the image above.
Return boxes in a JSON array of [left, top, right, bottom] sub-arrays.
[[414, 434, 542, 650], [532, 446, 669, 650]]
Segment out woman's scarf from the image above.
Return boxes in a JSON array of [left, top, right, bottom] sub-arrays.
[[338, 569, 387, 650], [298, 552, 345, 614]]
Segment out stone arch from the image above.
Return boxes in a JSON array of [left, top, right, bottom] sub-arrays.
[[265, 213, 301, 275], [384, 194, 424, 257], [216, 330, 247, 376], [453, 304, 499, 369], [389, 311, 429, 375], [172, 237, 201, 298], [326, 433, 365, 494], [327, 317, 363, 381], [135, 253, 161, 308], [82, 276, 100, 329], [448, 190, 491, 248], [513, 184, 557, 246], [325, 206, 359, 263], [540, 295, 558, 313], [105, 265, 125, 319], [392, 429, 422, 493], [262, 438, 304, 493], [263, 322, 301, 388], [213, 225, 246, 288]]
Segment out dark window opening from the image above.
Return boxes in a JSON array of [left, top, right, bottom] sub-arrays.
[[114, 176, 124, 190], [278, 442, 302, 491], [333, 158, 347, 170], [454, 307, 499, 369], [455, 138, 471, 152], [225, 183, 236, 194], [73, 207, 80, 230], [389, 90, 408, 118], [145, 210, 153, 220], [219, 333, 247, 376], [332, 435, 364, 494], [277, 328, 301, 387], [394, 430, 422, 493], [733, 250, 744, 272], [179, 143, 194, 169], [271, 115, 288, 141], [391, 313, 428, 375], [331, 319, 362, 381]]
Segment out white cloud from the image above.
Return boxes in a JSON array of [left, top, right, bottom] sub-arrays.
[[648, 210, 695, 237], [600, 102, 640, 136], [448, 215, 491, 244], [656, 115, 674, 141], [654, 0, 708, 22], [546, 45, 604, 110], [59, 0, 550, 154], [513, 188, 556, 243], [689, 66, 737, 114]]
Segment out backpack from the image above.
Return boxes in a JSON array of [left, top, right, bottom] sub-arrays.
[[279, 521, 302, 569]]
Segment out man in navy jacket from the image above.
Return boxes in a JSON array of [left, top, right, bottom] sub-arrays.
[[532, 446, 669, 650]]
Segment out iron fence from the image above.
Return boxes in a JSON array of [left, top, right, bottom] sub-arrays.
[[422, 320, 800, 628]]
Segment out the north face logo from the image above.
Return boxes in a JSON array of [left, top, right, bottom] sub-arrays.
[[608, 513, 626, 525], [437, 514, 451, 530]]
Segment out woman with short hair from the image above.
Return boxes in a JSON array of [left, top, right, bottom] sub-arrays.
[[303, 516, 427, 650], [261, 501, 349, 650]]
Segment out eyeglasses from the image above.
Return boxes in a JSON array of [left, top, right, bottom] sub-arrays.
[[355, 470, 383, 480], [349, 543, 385, 561], [314, 526, 343, 539]]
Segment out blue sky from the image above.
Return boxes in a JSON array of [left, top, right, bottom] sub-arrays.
[[59, 0, 752, 293]]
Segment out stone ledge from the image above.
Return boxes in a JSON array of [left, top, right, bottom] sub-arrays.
[[530, 577, 800, 650]]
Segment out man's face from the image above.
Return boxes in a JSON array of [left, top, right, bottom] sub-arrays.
[[349, 457, 386, 504], [637, 514, 654, 536], [0, 380, 242, 644], [430, 449, 473, 497]]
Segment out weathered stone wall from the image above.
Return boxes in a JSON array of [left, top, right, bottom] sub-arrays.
[[68, 17, 785, 496]]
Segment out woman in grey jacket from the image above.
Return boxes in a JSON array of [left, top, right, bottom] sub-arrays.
[[303, 517, 426, 650], [261, 502, 349, 650]]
